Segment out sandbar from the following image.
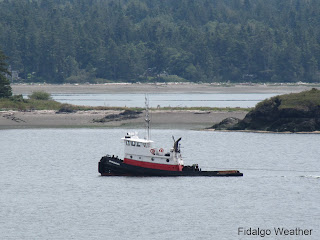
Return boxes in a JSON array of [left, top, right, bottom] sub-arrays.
[[5, 83, 319, 130], [0, 110, 247, 129]]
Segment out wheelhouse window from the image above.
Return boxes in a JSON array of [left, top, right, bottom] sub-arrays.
[[126, 141, 130, 145], [137, 142, 141, 147], [131, 141, 136, 146]]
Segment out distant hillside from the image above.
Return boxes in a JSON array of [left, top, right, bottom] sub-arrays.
[[0, 0, 319, 83], [213, 88, 320, 132]]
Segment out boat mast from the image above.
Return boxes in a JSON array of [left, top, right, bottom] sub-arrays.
[[145, 95, 151, 140]]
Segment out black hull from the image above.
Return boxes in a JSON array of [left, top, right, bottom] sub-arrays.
[[98, 155, 243, 177]]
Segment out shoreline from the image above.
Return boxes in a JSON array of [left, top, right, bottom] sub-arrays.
[[0, 109, 247, 130], [12, 83, 320, 95], [206, 129, 320, 134], [4, 83, 320, 131], [1, 109, 319, 133]]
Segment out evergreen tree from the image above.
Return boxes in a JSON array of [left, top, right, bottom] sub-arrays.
[[0, 0, 319, 83], [0, 50, 12, 98]]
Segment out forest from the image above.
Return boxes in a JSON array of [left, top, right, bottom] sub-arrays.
[[0, 0, 319, 83]]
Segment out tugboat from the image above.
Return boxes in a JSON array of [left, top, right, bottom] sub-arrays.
[[98, 97, 243, 177]]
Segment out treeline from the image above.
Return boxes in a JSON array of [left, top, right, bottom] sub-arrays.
[[0, 49, 12, 98], [0, 0, 319, 83]]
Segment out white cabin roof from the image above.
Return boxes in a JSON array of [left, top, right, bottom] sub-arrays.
[[121, 137, 153, 144], [121, 133, 153, 143]]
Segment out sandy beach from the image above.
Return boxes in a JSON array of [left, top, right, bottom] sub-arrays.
[[0, 109, 247, 129], [12, 83, 319, 95]]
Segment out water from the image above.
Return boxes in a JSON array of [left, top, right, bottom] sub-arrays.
[[0, 129, 319, 240], [50, 93, 278, 108]]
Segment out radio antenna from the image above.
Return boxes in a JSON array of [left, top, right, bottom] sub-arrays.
[[145, 95, 151, 140]]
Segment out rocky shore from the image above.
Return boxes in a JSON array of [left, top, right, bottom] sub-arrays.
[[211, 88, 320, 133]]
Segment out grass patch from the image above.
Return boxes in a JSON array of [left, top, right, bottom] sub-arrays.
[[279, 88, 320, 109], [0, 98, 62, 111], [256, 88, 320, 110]]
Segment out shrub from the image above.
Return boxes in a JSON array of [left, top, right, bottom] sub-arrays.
[[29, 91, 52, 100], [10, 94, 25, 102], [57, 104, 75, 113]]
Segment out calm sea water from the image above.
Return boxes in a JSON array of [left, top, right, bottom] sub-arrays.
[[0, 129, 319, 240], [50, 93, 278, 108]]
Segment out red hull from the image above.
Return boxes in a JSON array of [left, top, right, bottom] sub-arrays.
[[124, 158, 183, 171]]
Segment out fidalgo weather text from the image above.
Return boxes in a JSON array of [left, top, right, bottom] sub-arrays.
[[238, 227, 313, 237]]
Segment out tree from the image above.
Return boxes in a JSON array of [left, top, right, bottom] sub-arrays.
[[0, 49, 12, 98]]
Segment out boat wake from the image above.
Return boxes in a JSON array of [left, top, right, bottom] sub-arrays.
[[299, 175, 320, 179]]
